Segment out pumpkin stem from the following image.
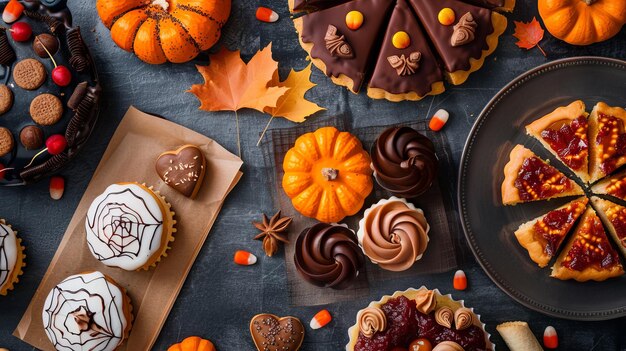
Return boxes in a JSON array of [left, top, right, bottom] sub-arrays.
[[582, 0, 597, 4], [321, 167, 339, 181]]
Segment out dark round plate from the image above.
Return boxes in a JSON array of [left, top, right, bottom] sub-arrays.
[[458, 56, 626, 321]]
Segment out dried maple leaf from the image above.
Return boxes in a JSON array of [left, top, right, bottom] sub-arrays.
[[513, 17, 547, 57], [253, 211, 293, 257], [257, 64, 325, 145], [188, 43, 289, 155]]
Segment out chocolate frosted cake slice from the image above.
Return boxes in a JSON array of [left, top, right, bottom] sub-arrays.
[[290, 0, 351, 12], [294, 0, 395, 93], [368, 0, 445, 101], [408, 0, 506, 85], [457, 0, 515, 12]]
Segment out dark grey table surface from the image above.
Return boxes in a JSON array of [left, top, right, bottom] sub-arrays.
[[1, 0, 625, 350]]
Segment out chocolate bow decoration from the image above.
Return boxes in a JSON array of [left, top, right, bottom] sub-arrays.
[[451, 12, 477, 47], [387, 51, 421, 76], [325, 25, 354, 58]]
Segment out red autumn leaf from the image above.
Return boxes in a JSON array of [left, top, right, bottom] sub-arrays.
[[513, 17, 546, 56]]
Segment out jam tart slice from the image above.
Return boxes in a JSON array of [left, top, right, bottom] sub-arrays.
[[591, 196, 626, 258], [591, 169, 626, 200], [551, 207, 624, 282], [514, 197, 588, 268], [502, 145, 584, 206], [588, 102, 626, 183], [525, 100, 590, 183]]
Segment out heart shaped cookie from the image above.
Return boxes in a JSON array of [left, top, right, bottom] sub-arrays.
[[250, 313, 305, 351], [156, 145, 206, 198]]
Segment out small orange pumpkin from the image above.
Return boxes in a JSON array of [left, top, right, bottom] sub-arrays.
[[538, 0, 626, 45], [282, 127, 373, 223], [167, 336, 216, 351], [96, 0, 231, 64]]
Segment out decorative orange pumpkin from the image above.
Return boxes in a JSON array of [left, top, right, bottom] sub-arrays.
[[282, 127, 373, 223], [96, 0, 231, 64], [167, 336, 216, 351], [538, 0, 626, 45]]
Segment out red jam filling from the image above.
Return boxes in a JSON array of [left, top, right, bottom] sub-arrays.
[[607, 205, 626, 248], [533, 200, 586, 256], [596, 113, 626, 175], [606, 177, 626, 200], [514, 157, 573, 201], [354, 296, 486, 351], [540, 116, 588, 171], [562, 214, 620, 271]]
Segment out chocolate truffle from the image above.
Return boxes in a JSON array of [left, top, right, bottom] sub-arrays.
[[371, 127, 438, 198], [20, 125, 44, 150], [294, 223, 364, 289], [33, 33, 59, 58], [0, 127, 14, 157]]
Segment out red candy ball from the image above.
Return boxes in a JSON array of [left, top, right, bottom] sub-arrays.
[[45, 134, 67, 155], [10, 22, 32, 42], [52, 65, 72, 87]]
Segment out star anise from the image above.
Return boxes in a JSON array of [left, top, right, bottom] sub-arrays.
[[253, 211, 293, 257]]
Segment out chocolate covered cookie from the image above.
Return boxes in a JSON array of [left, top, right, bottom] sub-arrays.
[[13, 58, 46, 90], [156, 145, 206, 198], [250, 314, 304, 351], [30, 93, 63, 126]]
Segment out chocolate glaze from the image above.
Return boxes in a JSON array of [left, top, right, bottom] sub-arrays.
[[368, 0, 443, 96], [458, 0, 504, 9], [371, 127, 438, 198], [293, 0, 351, 11], [408, 0, 494, 72], [294, 223, 365, 289], [301, 0, 395, 92]]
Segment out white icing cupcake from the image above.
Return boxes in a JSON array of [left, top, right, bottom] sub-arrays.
[[42, 271, 133, 351], [85, 182, 176, 271], [0, 219, 25, 295]]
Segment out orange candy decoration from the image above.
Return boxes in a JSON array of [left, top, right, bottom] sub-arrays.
[[392, 31, 411, 49], [453, 269, 467, 290], [310, 309, 332, 329], [438, 8, 456, 26], [345, 10, 364, 30], [234, 250, 257, 265], [168, 336, 216, 351]]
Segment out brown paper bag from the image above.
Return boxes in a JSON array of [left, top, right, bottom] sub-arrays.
[[14, 106, 243, 351]]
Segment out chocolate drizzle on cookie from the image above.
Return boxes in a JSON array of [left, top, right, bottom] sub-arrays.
[[0, 28, 16, 66], [324, 25, 354, 58], [387, 52, 421, 76], [451, 12, 477, 47]]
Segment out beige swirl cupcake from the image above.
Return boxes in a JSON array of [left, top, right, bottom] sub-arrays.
[[357, 197, 429, 271], [346, 287, 493, 351]]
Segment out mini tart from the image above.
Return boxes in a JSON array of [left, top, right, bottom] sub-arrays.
[[551, 207, 624, 282], [591, 196, 626, 258], [501, 145, 584, 205], [346, 287, 493, 351], [591, 169, 626, 200], [85, 182, 176, 271], [408, 0, 506, 85], [459, 0, 515, 12], [367, 0, 445, 101], [588, 102, 626, 183], [294, 0, 395, 93], [0, 219, 25, 296], [515, 197, 588, 268], [525, 100, 590, 183], [42, 271, 133, 351]]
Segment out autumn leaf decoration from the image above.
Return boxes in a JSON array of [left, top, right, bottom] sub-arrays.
[[188, 43, 325, 155], [513, 17, 547, 57]]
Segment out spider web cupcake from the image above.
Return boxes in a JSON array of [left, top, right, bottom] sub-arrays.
[[0, 218, 25, 295]]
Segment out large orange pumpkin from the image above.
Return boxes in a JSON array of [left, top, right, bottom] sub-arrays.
[[538, 0, 626, 45], [167, 336, 216, 351], [96, 0, 231, 64], [282, 127, 373, 223]]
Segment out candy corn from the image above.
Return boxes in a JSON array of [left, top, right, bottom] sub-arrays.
[[49, 176, 65, 200], [3, 0, 24, 24], [234, 250, 257, 265], [256, 7, 278, 23], [453, 269, 467, 290], [310, 309, 332, 329], [543, 326, 558, 349], [429, 109, 449, 132]]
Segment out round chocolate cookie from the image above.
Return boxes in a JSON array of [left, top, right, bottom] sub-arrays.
[[30, 94, 63, 126], [20, 125, 44, 150], [0, 127, 14, 157], [0, 84, 13, 115], [13, 58, 47, 90]]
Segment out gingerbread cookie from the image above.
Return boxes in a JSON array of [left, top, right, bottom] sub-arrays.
[[30, 93, 63, 126], [0, 84, 13, 115], [13, 58, 47, 90], [0, 127, 14, 157], [156, 145, 207, 198]]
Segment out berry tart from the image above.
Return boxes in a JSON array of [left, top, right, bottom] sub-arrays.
[[346, 287, 493, 351], [0, 1, 100, 185]]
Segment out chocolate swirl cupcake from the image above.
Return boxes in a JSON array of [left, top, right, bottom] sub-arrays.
[[371, 127, 438, 198], [294, 223, 365, 289]]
